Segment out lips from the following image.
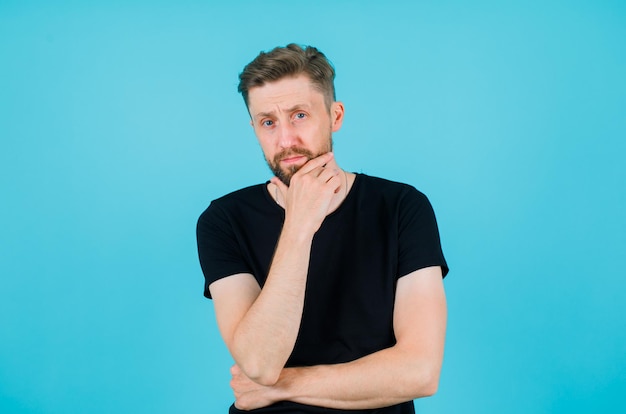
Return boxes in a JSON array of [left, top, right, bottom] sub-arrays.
[[281, 155, 307, 164]]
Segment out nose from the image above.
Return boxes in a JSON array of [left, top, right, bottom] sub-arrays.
[[277, 121, 298, 149]]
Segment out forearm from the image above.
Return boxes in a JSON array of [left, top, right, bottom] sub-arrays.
[[274, 345, 441, 410], [231, 223, 313, 385], [216, 155, 346, 386]]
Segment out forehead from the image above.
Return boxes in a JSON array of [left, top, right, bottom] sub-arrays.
[[247, 74, 325, 116]]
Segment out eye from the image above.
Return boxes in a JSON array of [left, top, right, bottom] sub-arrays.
[[262, 119, 274, 127], [294, 112, 306, 120]]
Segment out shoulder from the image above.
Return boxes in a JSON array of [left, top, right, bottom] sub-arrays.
[[197, 183, 270, 232], [352, 174, 437, 225], [208, 183, 268, 209], [355, 174, 430, 204], [202, 184, 266, 214]]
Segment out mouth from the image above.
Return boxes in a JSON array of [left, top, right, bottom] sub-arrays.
[[280, 155, 307, 165]]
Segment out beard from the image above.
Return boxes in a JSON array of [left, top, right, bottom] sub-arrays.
[[267, 138, 333, 186]]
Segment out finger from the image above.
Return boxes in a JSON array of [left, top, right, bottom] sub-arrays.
[[330, 174, 343, 193], [316, 166, 341, 183], [326, 170, 343, 193], [295, 152, 334, 175], [270, 177, 288, 196]]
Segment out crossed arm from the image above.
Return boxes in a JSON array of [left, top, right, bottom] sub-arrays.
[[212, 266, 446, 411]]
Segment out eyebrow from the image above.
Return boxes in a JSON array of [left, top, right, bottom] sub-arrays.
[[254, 104, 311, 119]]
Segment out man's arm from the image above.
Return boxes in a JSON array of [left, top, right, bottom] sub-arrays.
[[209, 153, 342, 386], [230, 265, 447, 411]]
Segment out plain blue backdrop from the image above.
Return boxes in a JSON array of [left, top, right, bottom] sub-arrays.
[[1, 1, 625, 413]]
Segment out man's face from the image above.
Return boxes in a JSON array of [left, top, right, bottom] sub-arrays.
[[247, 74, 344, 185]]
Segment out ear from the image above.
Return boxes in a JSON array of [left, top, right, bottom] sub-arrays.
[[330, 101, 345, 132]]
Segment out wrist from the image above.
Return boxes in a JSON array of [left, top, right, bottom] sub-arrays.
[[281, 218, 317, 244], [274, 367, 302, 402]]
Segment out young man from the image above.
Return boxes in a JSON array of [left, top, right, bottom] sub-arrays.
[[197, 44, 449, 413]]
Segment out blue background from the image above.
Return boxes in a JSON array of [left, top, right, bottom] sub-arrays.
[[1, 1, 625, 413]]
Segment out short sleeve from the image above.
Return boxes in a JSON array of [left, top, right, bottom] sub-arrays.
[[196, 202, 253, 298], [397, 187, 449, 278]]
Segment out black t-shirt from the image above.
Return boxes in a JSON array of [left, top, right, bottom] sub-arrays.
[[196, 174, 448, 413]]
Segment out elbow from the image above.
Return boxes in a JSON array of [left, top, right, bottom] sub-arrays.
[[249, 370, 281, 387], [403, 364, 441, 399], [419, 371, 440, 397], [231, 338, 284, 386], [236, 360, 282, 386]]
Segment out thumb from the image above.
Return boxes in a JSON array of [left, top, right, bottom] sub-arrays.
[[270, 177, 288, 197]]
